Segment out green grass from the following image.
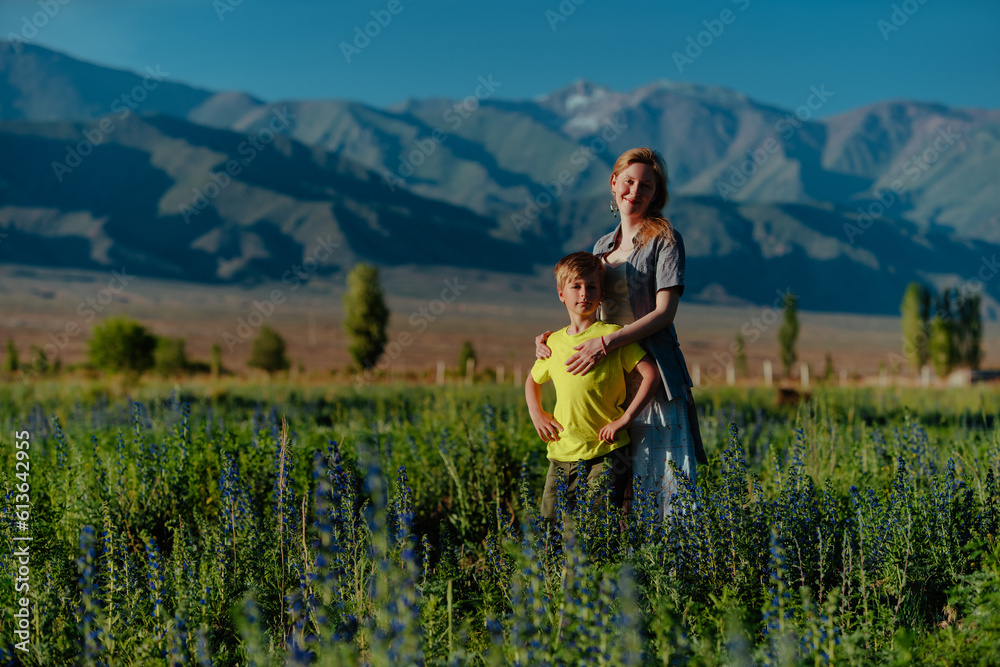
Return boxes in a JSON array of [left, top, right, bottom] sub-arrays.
[[2, 379, 1000, 665]]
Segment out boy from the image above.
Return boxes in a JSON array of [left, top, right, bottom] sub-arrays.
[[525, 251, 660, 520]]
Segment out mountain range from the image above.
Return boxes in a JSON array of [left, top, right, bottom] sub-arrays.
[[1, 41, 998, 316]]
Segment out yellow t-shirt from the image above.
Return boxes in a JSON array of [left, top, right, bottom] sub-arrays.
[[530, 321, 647, 462]]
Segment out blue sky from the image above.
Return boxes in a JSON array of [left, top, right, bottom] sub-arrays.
[[2, 0, 999, 116]]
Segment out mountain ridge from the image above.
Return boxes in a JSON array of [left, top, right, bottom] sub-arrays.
[[2, 41, 998, 316]]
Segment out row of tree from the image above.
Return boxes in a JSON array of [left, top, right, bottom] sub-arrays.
[[1, 262, 388, 380], [901, 283, 983, 376], [3, 318, 291, 380], [728, 282, 987, 383], [2, 262, 441, 381], [3, 277, 988, 383]]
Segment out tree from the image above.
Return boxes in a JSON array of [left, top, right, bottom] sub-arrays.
[[929, 315, 956, 378], [89, 317, 157, 377], [905, 284, 982, 374], [153, 336, 188, 377], [248, 326, 290, 376], [900, 282, 931, 372], [777, 292, 799, 377], [733, 332, 748, 378], [956, 292, 983, 370], [458, 341, 477, 374], [3, 339, 17, 374], [343, 263, 389, 369]]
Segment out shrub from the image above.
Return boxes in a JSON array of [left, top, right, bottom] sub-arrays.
[[88, 317, 156, 377], [248, 326, 289, 375]]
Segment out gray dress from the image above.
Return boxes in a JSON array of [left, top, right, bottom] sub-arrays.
[[595, 229, 706, 518]]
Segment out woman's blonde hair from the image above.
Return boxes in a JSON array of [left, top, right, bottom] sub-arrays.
[[610, 147, 676, 246]]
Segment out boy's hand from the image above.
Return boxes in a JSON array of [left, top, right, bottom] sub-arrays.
[[535, 331, 553, 359], [530, 410, 563, 442], [600, 417, 628, 444]]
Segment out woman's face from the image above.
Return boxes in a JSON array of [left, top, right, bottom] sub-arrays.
[[611, 162, 658, 220]]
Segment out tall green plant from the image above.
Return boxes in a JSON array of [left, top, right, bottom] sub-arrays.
[[734, 332, 749, 378], [343, 263, 389, 369], [900, 282, 931, 372], [3, 338, 17, 374], [777, 292, 799, 377]]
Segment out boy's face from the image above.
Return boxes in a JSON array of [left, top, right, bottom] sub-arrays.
[[558, 271, 602, 317]]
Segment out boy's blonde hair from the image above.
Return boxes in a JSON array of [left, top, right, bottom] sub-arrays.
[[554, 251, 606, 292]]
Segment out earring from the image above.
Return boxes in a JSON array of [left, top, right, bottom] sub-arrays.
[[610, 193, 619, 219]]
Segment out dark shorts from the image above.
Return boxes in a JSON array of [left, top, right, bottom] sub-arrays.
[[540, 445, 632, 520]]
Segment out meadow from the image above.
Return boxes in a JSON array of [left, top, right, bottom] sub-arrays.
[[2, 379, 1000, 665]]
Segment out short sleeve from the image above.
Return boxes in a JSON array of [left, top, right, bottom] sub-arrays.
[[530, 356, 550, 384], [655, 231, 685, 295], [619, 342, 647, 373]]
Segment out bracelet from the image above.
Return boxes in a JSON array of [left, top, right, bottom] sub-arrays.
[[600, 336, 609, 356]]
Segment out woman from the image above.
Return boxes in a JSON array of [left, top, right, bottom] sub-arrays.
[[536, 147, 707, 518]]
